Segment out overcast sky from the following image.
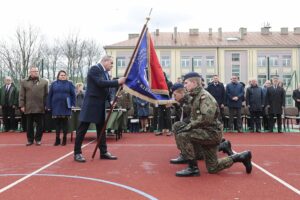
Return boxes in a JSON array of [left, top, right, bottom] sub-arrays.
[[1, 0, 299, 46]]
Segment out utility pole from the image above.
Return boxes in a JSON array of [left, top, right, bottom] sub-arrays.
[[266, 56, 270, 80]]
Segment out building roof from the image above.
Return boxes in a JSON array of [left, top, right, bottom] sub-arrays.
[[105, 31, 300, 49]]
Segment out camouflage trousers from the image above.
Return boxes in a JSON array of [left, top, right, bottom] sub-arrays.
[[173, 122, 204, 160], [175, 125, 234, 174]]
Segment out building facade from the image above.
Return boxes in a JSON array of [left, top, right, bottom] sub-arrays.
[[104, 27, 300, 106]]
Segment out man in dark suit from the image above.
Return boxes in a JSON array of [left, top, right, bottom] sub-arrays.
[[266, 76, 285, 133], [206, 75, 225, 123], [74, 55, 126, 162], [292, 84, 300, 124], [0, 76, 19, 132]]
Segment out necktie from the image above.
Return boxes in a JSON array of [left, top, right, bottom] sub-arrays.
[[105, 71, 109, 80], [6, 85, 9, 92]]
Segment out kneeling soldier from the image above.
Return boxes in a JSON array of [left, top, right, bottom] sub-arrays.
[[175, 72, 252, 177]]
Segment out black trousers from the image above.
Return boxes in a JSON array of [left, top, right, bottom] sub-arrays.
[[21, 112, 27, 132], [54, 118, 68, 135], [74, 121, 107, 155], [26, 113, 44, 142], [269, 114, 282, 131], [249, 111, 262, 131], [228, 107, 242, 130], [2, 106, 16, 131]]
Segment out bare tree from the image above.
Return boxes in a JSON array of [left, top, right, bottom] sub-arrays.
[[15, 25, 41, 79]]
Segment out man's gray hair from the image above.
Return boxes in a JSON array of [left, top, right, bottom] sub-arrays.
[[99, 55, 113, 63], [5, 76, 12, 80]]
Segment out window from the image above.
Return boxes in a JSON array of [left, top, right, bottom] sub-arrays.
[[286, 95, 293, 106], [232, 65, 240, 77], [161, 56, 170, 68], [232, 53, 240, 62], [282, 55, 291, 67], [192, 56, 202, 68], [181, 56, 190, 68], [206, 75, 214, 85], [270, 56, 279, 67], [116, 57, 126, 68], [257, 75, 267, 86], [257, 56, 266, 67], [206, 56, 215, 67], [282, 74, 292, 87]]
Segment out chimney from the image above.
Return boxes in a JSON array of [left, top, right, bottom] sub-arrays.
[[128, 33, 139, 39], [218, 27, 222, 41], [209, 28, 212, 36], [155, 29, 159, 36], [294, 27, 300, 35], [239, 27, 247, 40], [261, 27, 271, 35], [189, 28, 199, 36], [174, 27, 178, 44], [280, 27, 288, 35]]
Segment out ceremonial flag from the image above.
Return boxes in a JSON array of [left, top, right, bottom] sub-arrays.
[[123, 27, 173, 105]]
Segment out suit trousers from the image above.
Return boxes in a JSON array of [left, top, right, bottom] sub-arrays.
[[26, 113, 44, 142], [2, 105, 16, 131], [74, 121, 107, 155]]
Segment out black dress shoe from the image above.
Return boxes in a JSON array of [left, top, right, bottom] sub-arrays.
[[100, 152, 117, 160], [170, 155, 188, 164], [74, 154, 86, 162]]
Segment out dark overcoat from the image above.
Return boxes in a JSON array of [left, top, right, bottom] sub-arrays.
[[79, 64, 119, 123], [266, 86, 285, 114], [47, 80, 76, 116]]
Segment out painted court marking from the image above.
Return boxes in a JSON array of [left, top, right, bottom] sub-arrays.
[[0, 141, 299, 197], [231, 150, 300, 196], [0, 140, 95, 194], [0, 173, 158, 200]]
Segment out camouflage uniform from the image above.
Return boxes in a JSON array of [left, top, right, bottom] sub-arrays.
[[176, 86, 234, 174], [173, 94, 204, 160], [116, 90, 132, 131]]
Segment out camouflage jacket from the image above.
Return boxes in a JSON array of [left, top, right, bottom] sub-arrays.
[[182, 86, 222, 132]]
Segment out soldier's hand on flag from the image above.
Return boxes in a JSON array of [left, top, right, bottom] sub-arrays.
[[118, 77, 126, 85]]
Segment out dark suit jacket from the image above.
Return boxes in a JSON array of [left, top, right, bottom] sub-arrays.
[[266, 86, 285, 114], [79, 63, 119, 123], [292, 89, 300, 109]]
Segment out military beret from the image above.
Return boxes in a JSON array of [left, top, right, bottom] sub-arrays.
[[183, 72, 201, 81], [171, 83, 184, 92]]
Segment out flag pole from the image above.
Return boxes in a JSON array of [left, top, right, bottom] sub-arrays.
[[91, 13, 152, 159]]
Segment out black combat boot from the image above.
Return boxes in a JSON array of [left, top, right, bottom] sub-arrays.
[[54, 136, 61, 146], [230, 151, 252, 174], [175, 160, 200, 177], [61, 133, 67, 146], [170, 154, 188, 164], [218, 140, 234, 156]]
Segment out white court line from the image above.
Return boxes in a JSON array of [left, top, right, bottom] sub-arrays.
[[0, 140, 95, 194], [1, 144, 300, 147], [0, 173, 158, 200], [231, 150, 300, 196], [252, 162, 300, 195]]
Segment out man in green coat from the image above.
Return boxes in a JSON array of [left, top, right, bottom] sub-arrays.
[[175, 72, 252, 177], [19, 66, 48, 146]]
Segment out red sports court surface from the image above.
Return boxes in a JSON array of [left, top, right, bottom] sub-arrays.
[[0, 131, 299, 200]]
